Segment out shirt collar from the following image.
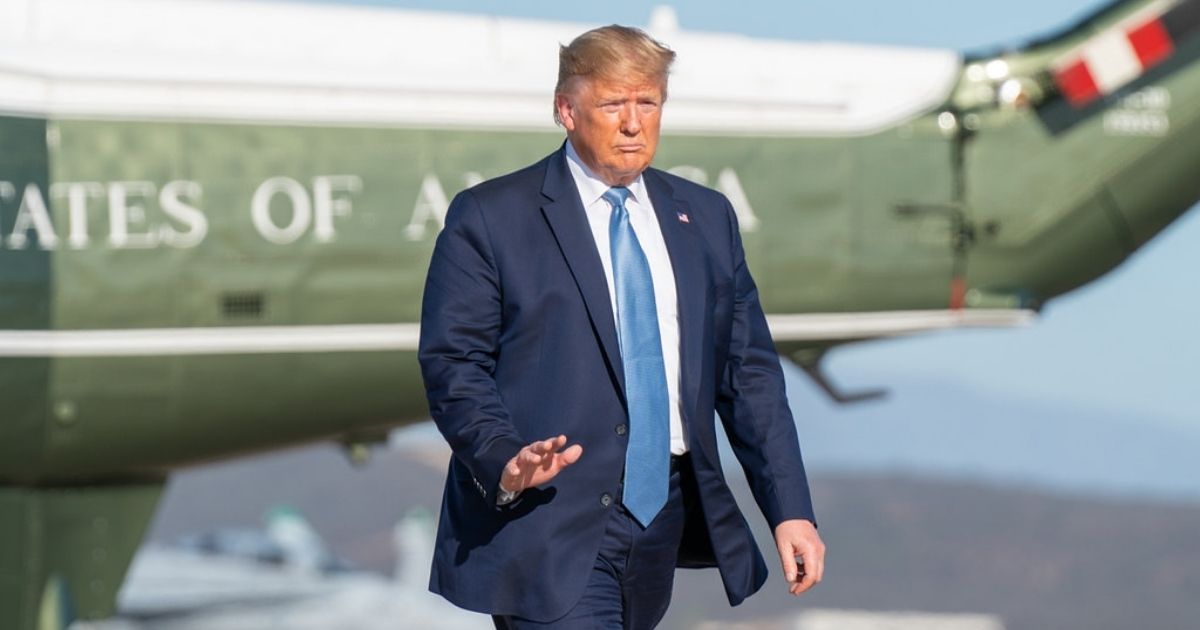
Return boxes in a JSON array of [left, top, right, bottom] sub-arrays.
[[564, 140, 648, 208]]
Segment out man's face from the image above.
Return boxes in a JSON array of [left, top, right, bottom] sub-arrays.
[[556, 75, 664, 187]]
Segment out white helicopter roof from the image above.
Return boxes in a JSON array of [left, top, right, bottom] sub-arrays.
[[0, 0, 961, 136]]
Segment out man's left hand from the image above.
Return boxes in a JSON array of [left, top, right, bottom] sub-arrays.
[[773, 519, 824, 596]]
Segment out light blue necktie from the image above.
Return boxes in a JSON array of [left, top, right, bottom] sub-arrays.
[[604, 186, 670, 528]]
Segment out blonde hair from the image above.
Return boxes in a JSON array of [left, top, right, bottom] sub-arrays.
[[553, 25, 676, 125]]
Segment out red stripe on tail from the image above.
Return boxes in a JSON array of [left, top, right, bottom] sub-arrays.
[[1128, 18, 1175, 68], [1055, 59, 1102, 107]]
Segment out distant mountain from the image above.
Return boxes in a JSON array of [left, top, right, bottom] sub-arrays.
[[148, 441, 1200, 630], [780, 363, 1200, 501], [149, 442, 448, 573], [678, 471, 1200, 630]]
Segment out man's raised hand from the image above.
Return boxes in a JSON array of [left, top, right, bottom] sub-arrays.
[[500, 435, 583, 494]]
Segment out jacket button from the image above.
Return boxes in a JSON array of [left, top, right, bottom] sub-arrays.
[[615, 424, 627, 436], [600, 493, 613, 507]]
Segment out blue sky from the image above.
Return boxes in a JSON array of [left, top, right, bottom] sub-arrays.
[[348, 0, 1200, 478], [310, 1, 1107, 50]]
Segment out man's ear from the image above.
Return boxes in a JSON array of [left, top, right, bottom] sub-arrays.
[[555, 93, 576, 132]]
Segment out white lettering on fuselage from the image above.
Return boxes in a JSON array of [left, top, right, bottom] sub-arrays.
[[160, 180, 208, 248], [51, 182, 104, 249], [6, 183, 58, 249], [249, 175, 362, 244], [251, 176, 314, 245], [312, 175, 362, 243], [404, 174, 449, 241], [403, 172, 483, 241], [108, 181, 160, 248], [715, 168, 760, 232], [667, 165, 760, 232], [1104, 86, 1170, 137], [0, 167, 754, 250], [0, 180, 210, 251]]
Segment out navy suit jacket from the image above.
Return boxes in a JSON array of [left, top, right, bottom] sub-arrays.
[[418, 144, 815, 621]]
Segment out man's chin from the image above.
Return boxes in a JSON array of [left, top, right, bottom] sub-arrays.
[[607, 159, 651, 179]]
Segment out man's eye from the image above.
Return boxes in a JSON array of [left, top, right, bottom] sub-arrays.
[[601, 103, 621, 112], [638, 102, 659, 113]]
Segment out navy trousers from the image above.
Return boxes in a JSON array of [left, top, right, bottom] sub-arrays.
[[493, 458, 689, 630]]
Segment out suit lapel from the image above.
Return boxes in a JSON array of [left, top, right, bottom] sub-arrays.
[[644, 169, 706, 425], [540, 147, 627, 398]]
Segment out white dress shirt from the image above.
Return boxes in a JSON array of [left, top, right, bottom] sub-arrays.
[[565, 141, 688, 456]]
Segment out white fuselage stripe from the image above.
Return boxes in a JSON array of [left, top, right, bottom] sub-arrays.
[[765, 308, 1035, 341], [0, 309, 1035, 357], [0, 324, 421, 357]]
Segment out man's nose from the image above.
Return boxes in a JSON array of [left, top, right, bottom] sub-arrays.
[[620, 105, 641, 135]]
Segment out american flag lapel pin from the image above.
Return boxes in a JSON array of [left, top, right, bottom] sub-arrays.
[[677, 211, 690, 224]]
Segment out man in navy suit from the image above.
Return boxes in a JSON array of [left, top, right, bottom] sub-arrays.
[[419, 24, 824, 630]]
